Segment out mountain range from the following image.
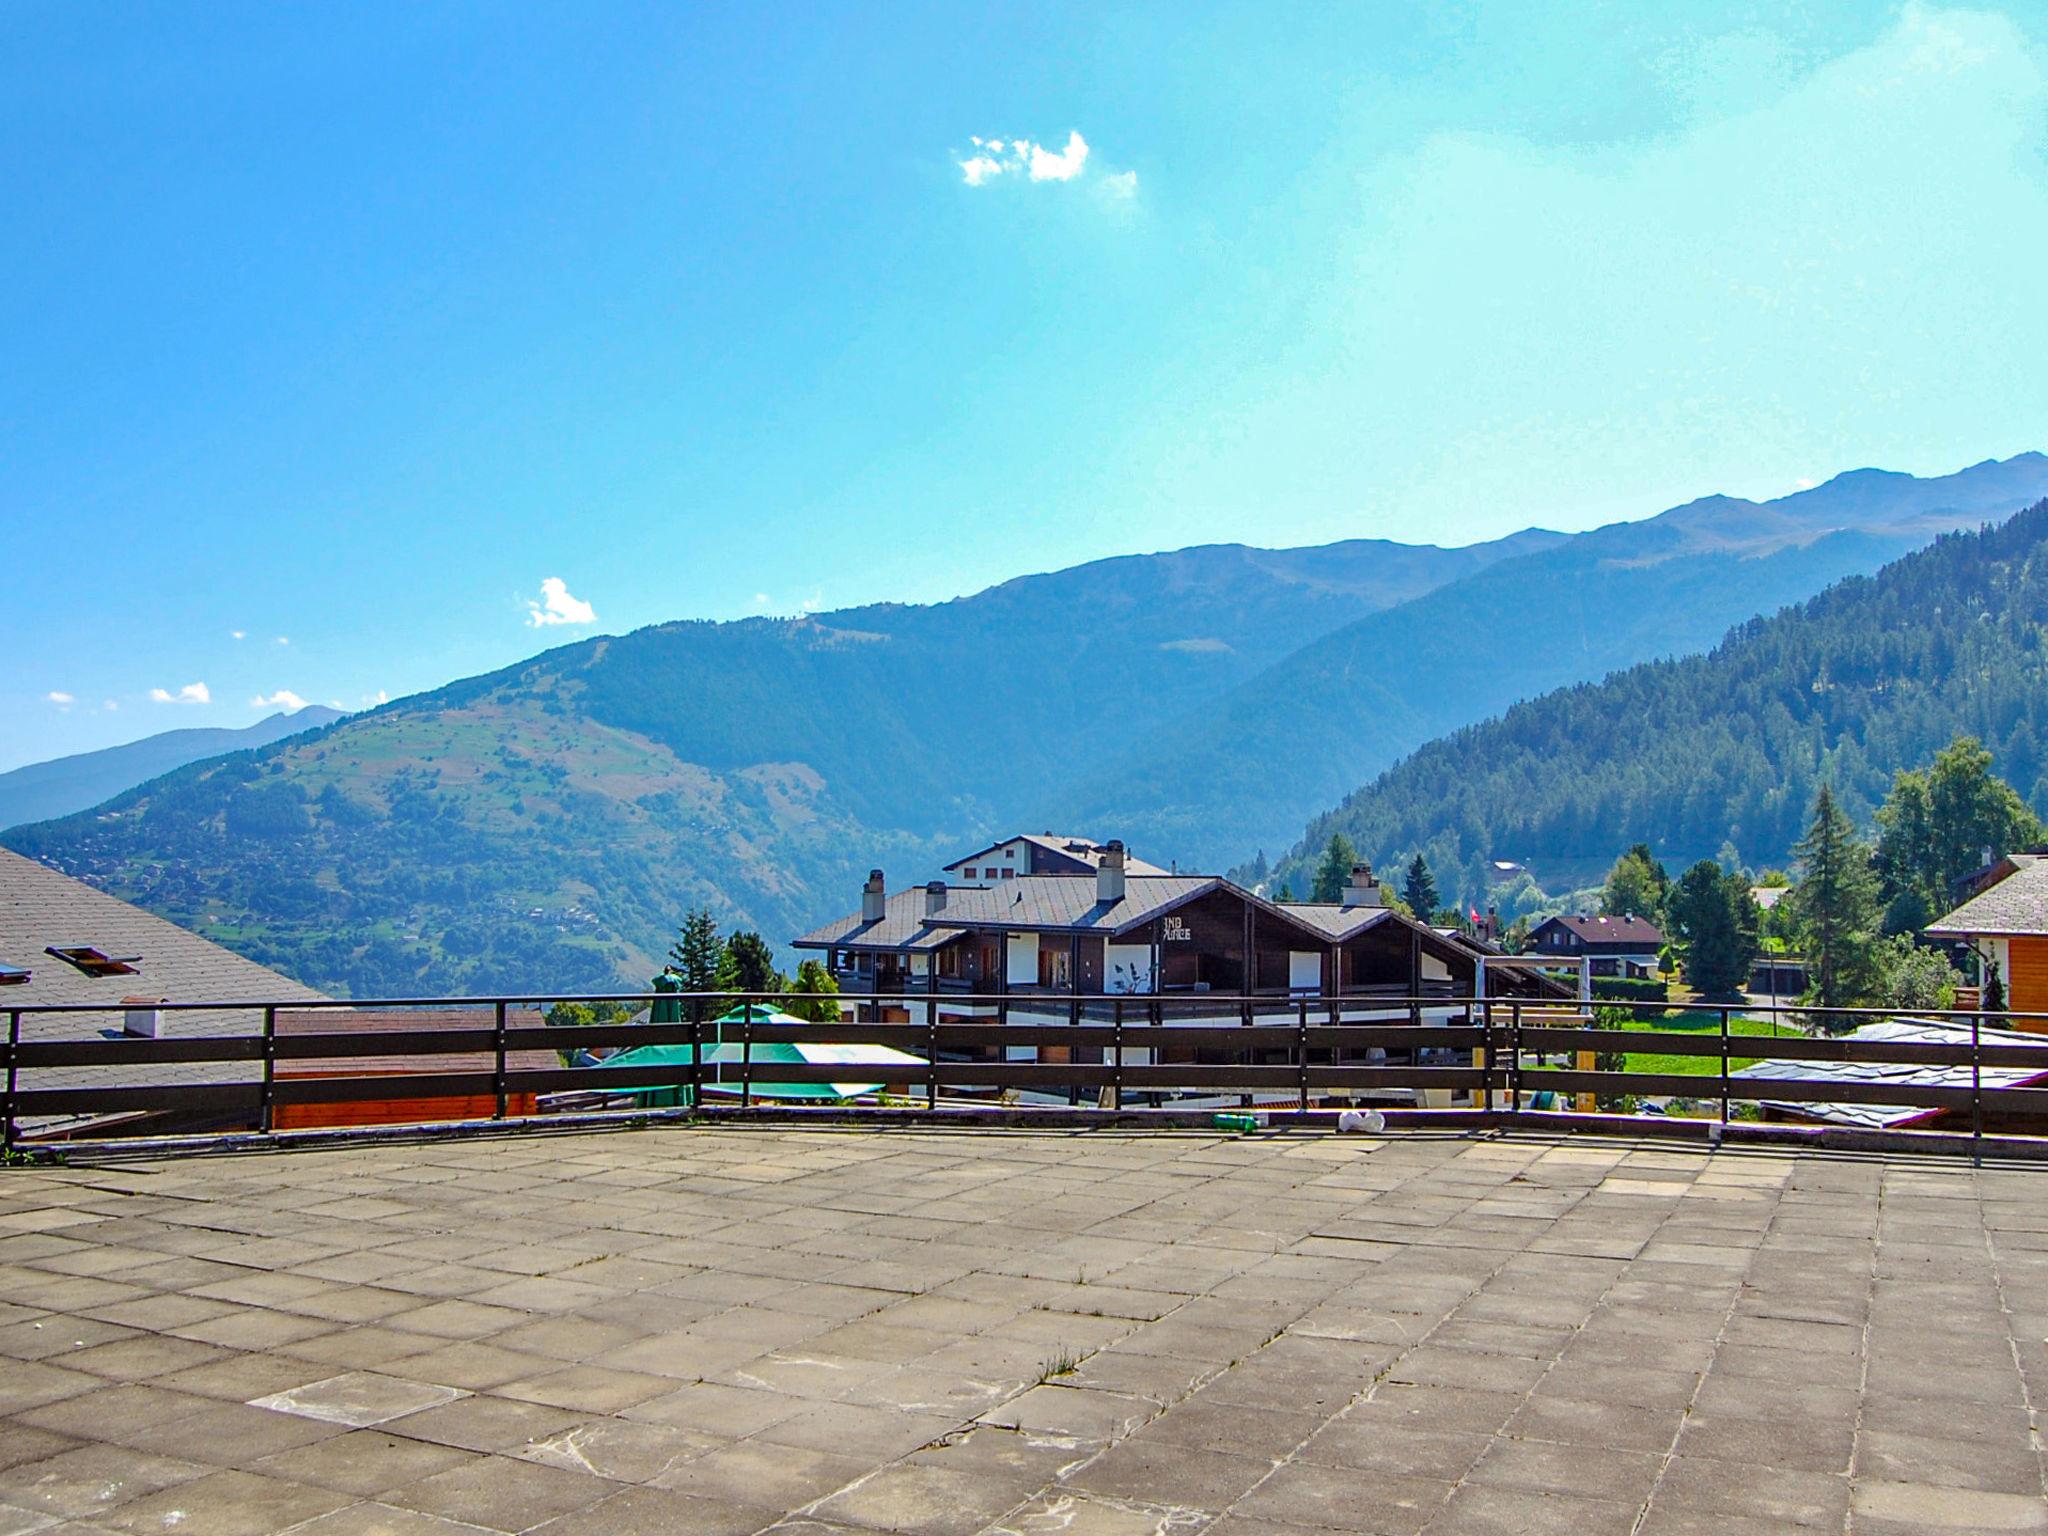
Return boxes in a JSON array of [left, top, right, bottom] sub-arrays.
[[1268, 493, 2048, 903], [0, 708, 343, 830], [8, 453, 2047, 996]]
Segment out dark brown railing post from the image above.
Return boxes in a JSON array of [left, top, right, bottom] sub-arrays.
[[492, 1001, 508, 1120], [1298, 997, 1310, 1114], [1719, 1005, 1731, 1127], [740, 1007, 754, 1109], [1509, 1003, 1522, 1112], [1971, 1010, 1983, 1164], [689, 1013, 702, 1112], [926, 996, 938, 1111], [3, 1008, 19, 1154], [1479, 998, 1494, 1114], [1069, 992, 1082, 1107], [1112, 998, 1124, 1111], [260, 1005, 277, 1135]]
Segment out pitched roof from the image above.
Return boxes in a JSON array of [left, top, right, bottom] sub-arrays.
[[1730, 1018, 2048, 1130], [0, 847, 328, 1134], [943, 834, 1168, 876], [794, 875, 1233, 949], [1927, 857, 2048, 938], [1527, 913, 1664, 946]]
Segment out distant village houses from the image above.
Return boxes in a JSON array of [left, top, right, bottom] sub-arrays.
[[1519, 912, 1663, 979]]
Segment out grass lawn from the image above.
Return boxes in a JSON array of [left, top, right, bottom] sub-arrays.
[[1613, 1007, 1791, 1076]]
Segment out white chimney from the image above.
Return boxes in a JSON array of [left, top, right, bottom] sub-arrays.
[[925, 880, 948, 916], [123, 996, 165, 1038], [861, 869, 886, 923], [1098, 840, 1128, 903], [1343, 862, 1383, 908]]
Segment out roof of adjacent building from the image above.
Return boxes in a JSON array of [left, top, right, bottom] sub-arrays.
[[1751, 886, 1790, 910], [0, 847, 329, 1132], [942, 834, 1168, 876], [1731, 1018, 2048, 1130], [0, 848, 325, 1016], [796, 874, 1232, 950], [1926, 857, 2048, 938], [1527, 913, 1664, 946]]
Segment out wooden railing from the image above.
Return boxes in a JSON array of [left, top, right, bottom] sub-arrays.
[[6, 993, 2048, 1154]]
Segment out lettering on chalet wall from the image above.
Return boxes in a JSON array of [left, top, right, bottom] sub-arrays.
[[1161, 915, 1192, 942]]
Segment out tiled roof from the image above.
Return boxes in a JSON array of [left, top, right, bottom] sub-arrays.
[[1927, 858, 2048, 937], [794, 875, 1231, 949], [1528, 913, 1664, 946]]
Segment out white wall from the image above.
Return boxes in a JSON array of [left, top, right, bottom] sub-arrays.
[[1106, 943, 1153, 993], [1007, 933, 1040, 987]]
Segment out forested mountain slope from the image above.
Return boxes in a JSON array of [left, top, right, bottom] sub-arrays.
[[1269, 500, 2048, 906], [10, 456, 2045, 997]]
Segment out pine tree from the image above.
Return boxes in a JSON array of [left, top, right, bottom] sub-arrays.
[[668, 909, 724, 1020], [1403, 855, 1438, 921], [721, 931, 783, 996], [1601, 847, 1665, 921], [1665, 859, 1758, 997], [1312, 833, 1358, 903], [1787, 784, 1886, 1024]]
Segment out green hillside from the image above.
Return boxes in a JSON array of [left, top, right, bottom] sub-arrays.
[[1270, 499, 2048, 906]]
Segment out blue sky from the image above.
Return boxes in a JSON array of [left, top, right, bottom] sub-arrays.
[[7, 1, 2048, 769]]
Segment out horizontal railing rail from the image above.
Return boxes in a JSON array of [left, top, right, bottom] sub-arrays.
[[5, 991, 2048, 1155]]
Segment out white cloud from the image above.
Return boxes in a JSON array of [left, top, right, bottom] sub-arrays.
[[45, 691, 73, 708], [364, 688, 389, 707], [958, 130, 1111, 188], [1100, 169, 1139, 200], [1028, 131, 1089, 181], [527, 576, 597, 628], [251, 689, 310, 711], [103, 700, 117, 711], [149, 682, 210, 705], [274, 636, 289, 646], [230, 630, 246, 641], [751, 593, 771, 608]]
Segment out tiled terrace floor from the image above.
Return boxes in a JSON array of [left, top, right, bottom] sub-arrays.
[[0, 1127, 2044, 1536]]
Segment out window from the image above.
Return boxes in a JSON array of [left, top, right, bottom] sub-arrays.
[[1001, 868, 1016, 880], [962, 868, 977, 879], [0, 963, 28, 986], [44, 945, 140, 978]]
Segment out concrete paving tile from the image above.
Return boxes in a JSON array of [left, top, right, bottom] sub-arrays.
[[812, 1462, 1036, 1536], [0, 1363, 101, 1417], [386, 1453, 615, 1529], [1063, 1441, 1273, 1511], [1465, 1435, 1664, 1505], [95, 1467, 353, 1535], [0, 1502, 57, 1536], [246, 1429, 480, 1497], [753, 1402, 960, 1461], [1649, 1455, 1847, 1527], [518, 1419, 719, 1484], [978, 1386, 1159, 1447], [1231, 1462, 1451, 1535], [283, 1501, 504, 1534], [1345, 1384, 1523, 1437], [1851, 1479, 2048, 1531], [379, 1393, 583, 1455], [526, 1485, 781, 1536], [1857, 1428, 2046, 1493], [1133, 1400, 1321, 1460], [1420, 1485, 1638, 1536], [1295, 1421, 1487, 1479], [121, 1397, 352, 1465], [654, 1439, 870, 1508], [0, 1445, 210, 1520], [985, 1490, 1211, 1536], [253, 1372, 469, 1429]]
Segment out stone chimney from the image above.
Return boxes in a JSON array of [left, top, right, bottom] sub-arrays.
[[123, 996, 165, 1039], [861, 869, 886, 923], [1342, 862, 1383, 907], [1098, 840, 1128, 904], [925, 880, 948, 916]]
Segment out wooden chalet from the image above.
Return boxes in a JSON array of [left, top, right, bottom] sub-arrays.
[[795, 847, 1557, 1015], [1927, 853, 2048, 1029], [1521, 913, 1663, 979]]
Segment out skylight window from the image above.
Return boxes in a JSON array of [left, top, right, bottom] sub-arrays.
[[0, 963, 28, 986], [45, 945, 141, 978]]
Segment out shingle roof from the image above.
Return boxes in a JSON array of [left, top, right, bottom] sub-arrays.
[[1730, 1018, 2048, 1130], [794, 875, 1231, 949], [0, 847, 328, 1133], [1927, 858, 2048, 937]]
